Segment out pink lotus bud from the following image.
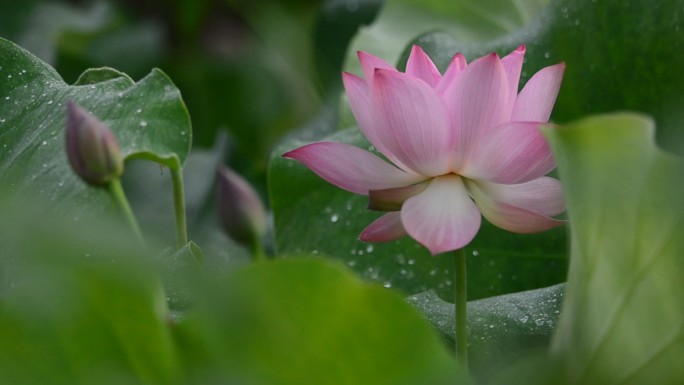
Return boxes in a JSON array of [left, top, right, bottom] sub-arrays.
[[65, 101, 124, 186], [216, 165, 267, 249]]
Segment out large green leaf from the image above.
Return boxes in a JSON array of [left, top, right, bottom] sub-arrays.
[[411, 0, 684, 155], [174, 257, 468, 385], [544, 113, 684, 384], [408, 284, 564, 382], [0, 38, 191, 218]]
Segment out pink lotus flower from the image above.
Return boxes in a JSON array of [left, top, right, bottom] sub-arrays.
[[283, 45, 566, 255]]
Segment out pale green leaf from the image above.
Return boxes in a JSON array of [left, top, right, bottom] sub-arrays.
[[545, 113, 684, 385]]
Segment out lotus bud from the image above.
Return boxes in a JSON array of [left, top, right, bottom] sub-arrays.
[[216, 165, 267, 250], [65, 101, 124, 186]]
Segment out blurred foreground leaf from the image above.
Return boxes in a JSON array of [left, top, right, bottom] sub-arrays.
[[0, 199, 179, 385], [0, 196, 466, 384], [545, 113, 684, 384], [175, 257, 467, 385]]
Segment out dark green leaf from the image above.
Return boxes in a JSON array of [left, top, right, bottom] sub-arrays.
[[408, 284, 564, 382], [313, 0, 384, 92]]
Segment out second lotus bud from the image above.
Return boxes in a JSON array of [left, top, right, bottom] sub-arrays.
[[216, 165, 267, 251]]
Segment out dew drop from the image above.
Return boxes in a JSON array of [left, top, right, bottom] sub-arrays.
[[544, 52, 551, 59], [41, 140, 47, 146], [472, 250, 480, 256], [136, 108, 142, 113], [330, 214, 339, 223], [4, 96, 9, 100], [140, 120, 148, 127], [180, 131, 186, 136], [408, 258, 416, 265], [383, 281, 392, 288], [366, 245, 374, 253], [47, 100, 53, 105]]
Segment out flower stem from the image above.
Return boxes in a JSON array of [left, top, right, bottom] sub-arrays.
[[453, 248, 468, 368], [251, 238, 266, 263], [107, 179, 144, 246], [170, 167, 188, 249]]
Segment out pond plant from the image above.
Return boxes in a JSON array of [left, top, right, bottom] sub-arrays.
[[0, 0, 683, 384]]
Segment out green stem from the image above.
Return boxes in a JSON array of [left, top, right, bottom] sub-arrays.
[[251, 238, 266, 263], [170, 167, 188, 249], [107, 179, 144, 246], [454, 248, 468, 368]]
